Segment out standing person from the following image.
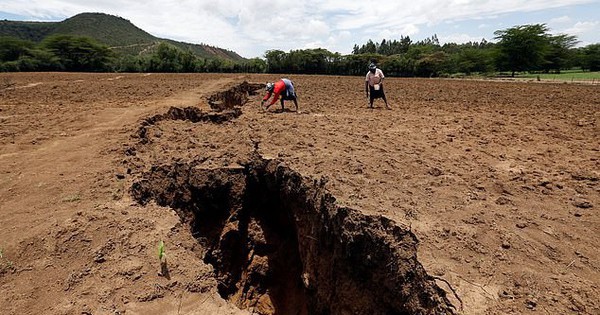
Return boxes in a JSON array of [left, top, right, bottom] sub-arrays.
[[261, 78, 298, 112], [365, 63, 391, 110]]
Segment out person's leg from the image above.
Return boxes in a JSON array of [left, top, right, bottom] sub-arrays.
[[381, 86, 391, 109], [284, 80, 295, 96], [280, 97, 285, 111], [292, 97, 298, 112], [383, 96, 391, 109], [369, 86, 375, 108], [383, 98, 390, 109]]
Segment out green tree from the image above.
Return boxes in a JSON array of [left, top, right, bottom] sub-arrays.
[[16, 49, 61, 71], [415, 51, 450, 77], [381, 54, 415, 76], [179, 50, 197, 72], [148, 42, 182, 72], [494, 24, 551, 76], [363, 40, 377, 54], [579, 44, 600, 71], [544, 34, 578, 73], [0, 36, 34, 62], [42, 35, 113, 71], [264, 49, 286, 73], [115, 55, 144, 72], [343, 53, 385, 75], [353, 36, 412, 56], [454, 47, 495, 74], [232, 58, 266, 73], [206, 58, 235, 72]]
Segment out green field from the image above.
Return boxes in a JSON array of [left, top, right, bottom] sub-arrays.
[[515, 70, 600, 82]]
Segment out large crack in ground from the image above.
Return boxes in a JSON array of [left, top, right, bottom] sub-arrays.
[[207, 81, 265, 111], [128, 81, 456, 314], [131, 157, 456, 315], [134, 106, 242, 145], [133, 80, 264, 146]]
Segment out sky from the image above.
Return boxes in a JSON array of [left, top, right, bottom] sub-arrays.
[[1, 0, 599, 58]]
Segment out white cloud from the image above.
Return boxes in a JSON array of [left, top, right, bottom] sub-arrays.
[[0, 0, 598, 57], [549, 15, 572, 24], [439, 33, 487, 44], [303, 41, 322, 49], [399, 24, 420, 36], [562, 21, 599, 35]]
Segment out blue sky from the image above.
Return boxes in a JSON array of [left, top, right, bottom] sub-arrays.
[[1, 1, 598, 58]]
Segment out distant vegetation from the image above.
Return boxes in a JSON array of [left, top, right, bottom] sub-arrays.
[[1, 15, 599, 77], [0, 35, 265, 72], [0, 12, 243, 61], [265, 25, 599, 79], [512, 69, 600, 82]]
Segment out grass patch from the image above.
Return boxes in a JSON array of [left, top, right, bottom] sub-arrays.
[[516, 70, 600, 82]]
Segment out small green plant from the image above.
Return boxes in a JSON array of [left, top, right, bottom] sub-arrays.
[[158, 240, 166, 261], [0, 248, 16, 274], [158, 240, 169, 278]]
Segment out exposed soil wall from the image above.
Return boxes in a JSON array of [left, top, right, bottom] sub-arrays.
[[131, 157, 456, 315], [134, 106, 242, 144], [207, 81, 265, 111]]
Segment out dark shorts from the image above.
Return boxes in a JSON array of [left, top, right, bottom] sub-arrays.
[[369, 85, 385, 101]]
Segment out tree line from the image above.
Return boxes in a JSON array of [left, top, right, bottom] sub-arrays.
[[0, 34, 266, 73], [268, 25, 599, 77], [1, 24, 599, 76]]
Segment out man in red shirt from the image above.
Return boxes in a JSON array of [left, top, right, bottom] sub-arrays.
[[261, 78, 298, 112]]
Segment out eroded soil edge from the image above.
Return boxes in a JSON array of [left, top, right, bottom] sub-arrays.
[[128, 81, 456, 314], [131, 157, 455, 314]]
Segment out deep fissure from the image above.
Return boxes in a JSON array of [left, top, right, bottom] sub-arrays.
[[207, 81, 266, 111], [131, 158, 456, 315]]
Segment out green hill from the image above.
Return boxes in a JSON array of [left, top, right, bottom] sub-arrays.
[[0, 20, 57, 42], [0, 12, 243, 61]]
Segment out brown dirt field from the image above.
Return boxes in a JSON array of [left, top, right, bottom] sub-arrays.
[[0, 72, 598, 314]]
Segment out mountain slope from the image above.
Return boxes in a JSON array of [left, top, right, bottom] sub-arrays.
[[0, 12, 243, 61], [0, 20, 57, 42]]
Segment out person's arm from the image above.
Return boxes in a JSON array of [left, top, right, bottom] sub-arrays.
[[378, 69, 385, 85], [365, 80, 369, 97], [269, 90, 282, 106], [262, 92, 271, 104], [268, 82, 286, 106]]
